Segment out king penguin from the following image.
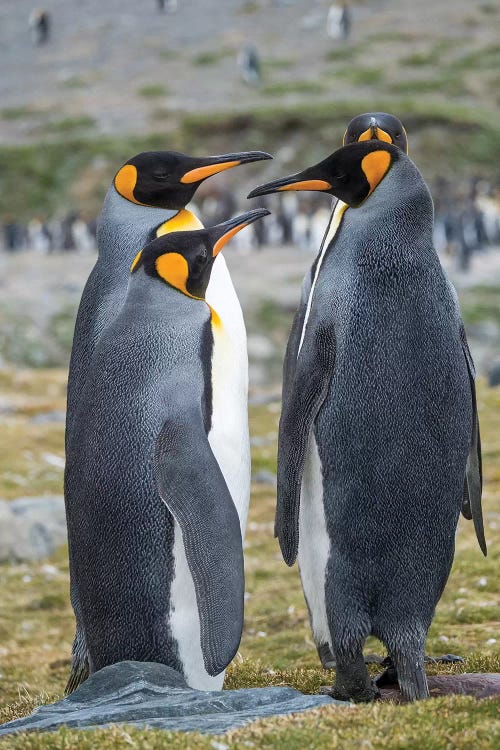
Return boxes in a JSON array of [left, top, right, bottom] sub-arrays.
[[248, 141, 486, 702], [65, 149, 271, 692], [261, 114, 408, 436], [65, 208, 270, 691]]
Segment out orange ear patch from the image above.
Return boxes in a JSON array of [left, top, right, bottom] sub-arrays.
[[114, 164, 141, 204], [180, 161, 240, 184], [155, 252, 190, 294], [361, 151, 392, 195], [156, 209, 204, 237], [277, 179, 331, 192]]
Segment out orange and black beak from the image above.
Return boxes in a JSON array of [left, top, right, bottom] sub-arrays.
[[207, 208, 271, 255], [115, 150, 273, 210], [249, 141, 399, 208], [180, 151, 273, 185], [247, 163, 333, 200]]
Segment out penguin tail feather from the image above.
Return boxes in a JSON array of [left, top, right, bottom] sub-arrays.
[[393, 653, 429, 701], [65, 659, 89, 695]]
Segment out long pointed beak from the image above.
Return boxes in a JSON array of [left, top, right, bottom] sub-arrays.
[[247, 169, 332, 199], [209, 208, 271, 256], [180, 151, 273, 184]]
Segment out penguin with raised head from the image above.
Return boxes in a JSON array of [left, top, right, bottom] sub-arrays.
[[248, 141, 485, 702], [65, 149, 271, 692], [65, 208, 270, 691]]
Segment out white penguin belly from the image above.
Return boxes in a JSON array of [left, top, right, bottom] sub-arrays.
[[297, 201, 347, 357], [298, 434, 332, 648], [169, 256, 250, 689], [205, 254, 251, 532], [169, 524, 225, 690]]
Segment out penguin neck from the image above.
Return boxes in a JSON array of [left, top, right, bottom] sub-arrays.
[[126, 267, 210, 317], [350, 161, 436, 273], [97, 186, 179, 268]]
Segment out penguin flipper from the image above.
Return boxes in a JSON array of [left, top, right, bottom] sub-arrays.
[[276, 315, 336, 566], [154, 414, 244, 676], [459, 323, 487, 556]]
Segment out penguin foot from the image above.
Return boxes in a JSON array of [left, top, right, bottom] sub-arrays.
[[317, 643, 383, 670], [374, 658, 399, 689], [320, 682, 380, 703], [317, 643, 336, 669], [374, 653, 464, 691]]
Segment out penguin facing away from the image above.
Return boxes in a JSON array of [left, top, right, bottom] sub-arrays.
[[65, 149, 271, 692], [248, 141, 485, 702], [64, 208, 270, 691]]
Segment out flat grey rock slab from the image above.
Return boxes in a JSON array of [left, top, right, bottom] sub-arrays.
[[0, 661, 338, 737]]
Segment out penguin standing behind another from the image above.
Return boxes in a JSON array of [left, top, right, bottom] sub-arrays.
[[249, 142, 485, 702], [65, 149, 271, 691], [65, 209, 269, 690]]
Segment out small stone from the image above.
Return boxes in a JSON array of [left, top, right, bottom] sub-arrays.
[[287, 605, 295, 615], [486, 639, 497, 645], [211, 742, 228, 750], [256, 631, 267, 638], [22, 575, 32, 583], [42, 453, 65, 469], [477, 577, 488, 587], [438, 635, 449, 643]]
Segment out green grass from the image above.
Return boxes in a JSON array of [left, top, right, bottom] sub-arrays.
[[0, 107, 40, 121], [137, 84, 169, 98], [34, 117, 96, 136], [191, 49, 232, 66], [262, 80, 326, 97], [1, 98, 500, 219], [0, 365, 498, 747]]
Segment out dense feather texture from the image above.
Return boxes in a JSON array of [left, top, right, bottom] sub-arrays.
[[277, 151, 484, 701]]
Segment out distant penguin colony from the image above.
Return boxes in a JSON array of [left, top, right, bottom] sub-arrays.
[[249, 136, 486, 702], [65, 112, 487, 703]]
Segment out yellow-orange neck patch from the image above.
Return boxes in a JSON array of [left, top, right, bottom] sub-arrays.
[[130, 249, 143, 272], [155, 209, 203, 237], [180, 160, 240, 184], [361, 151, 392, 196], [114, 164, 143, 205]]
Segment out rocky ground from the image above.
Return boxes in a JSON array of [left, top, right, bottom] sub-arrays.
[[1, 0, 498, 145]]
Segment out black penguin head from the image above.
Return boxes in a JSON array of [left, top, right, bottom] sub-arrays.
[[131, 208, 270, 298], [248, 141, 402, 208], [343, 112, 408, 154], [114, 150, 272, 210]]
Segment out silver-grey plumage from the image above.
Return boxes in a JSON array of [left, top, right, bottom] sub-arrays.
[[277, 154, 483, 701]]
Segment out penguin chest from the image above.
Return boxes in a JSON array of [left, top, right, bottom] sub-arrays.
[[205, 256, 250, 533], [207, 312, 250, 533]]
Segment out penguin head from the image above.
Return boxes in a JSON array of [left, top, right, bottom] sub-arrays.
[[131, 208, 270, 299], [343, 112, 408, 154], [114, 150, 272, 210], [248, 141, 402, 208]]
